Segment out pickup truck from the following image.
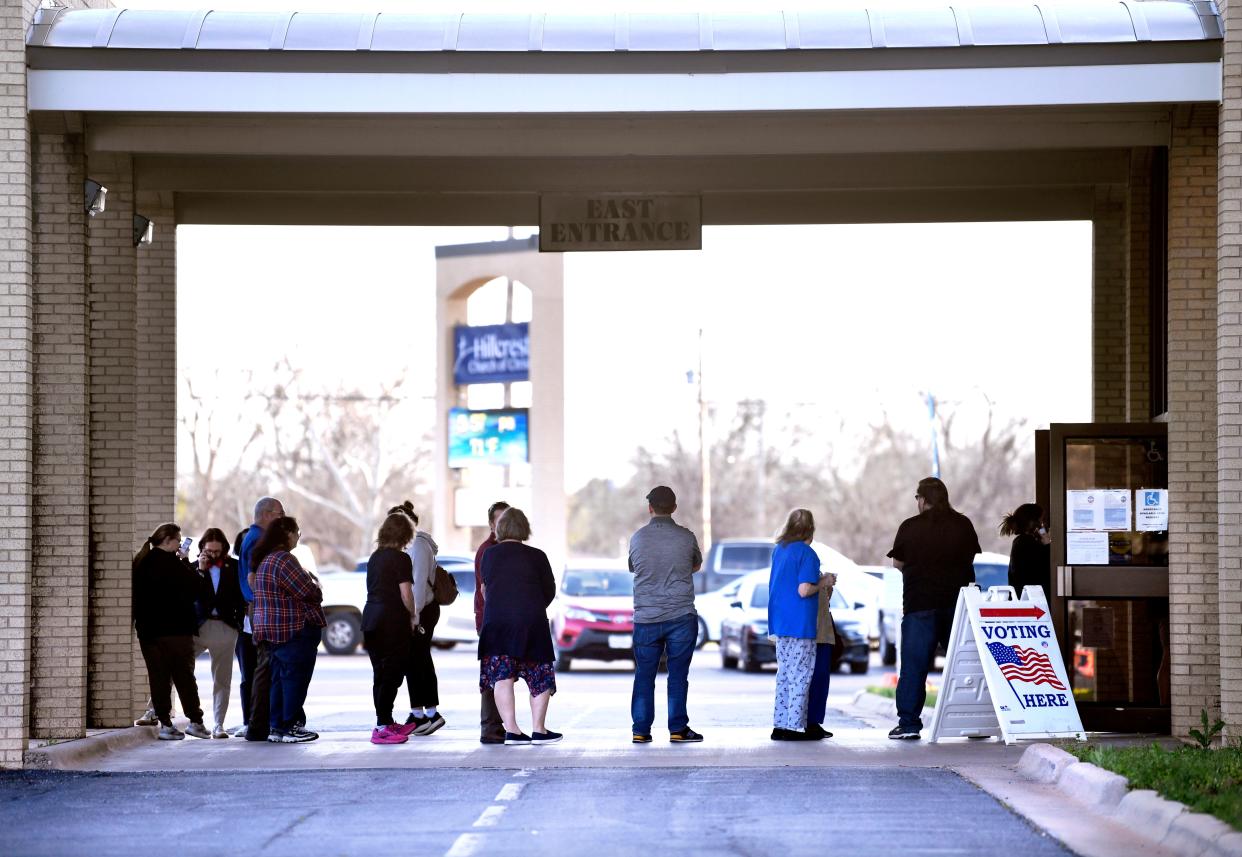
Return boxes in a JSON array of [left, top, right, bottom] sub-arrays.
[[318, 553, 478, 655]]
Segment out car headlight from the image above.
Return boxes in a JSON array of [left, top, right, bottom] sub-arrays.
[[748, 622, 768, 636], [564, 607, 594, 621]]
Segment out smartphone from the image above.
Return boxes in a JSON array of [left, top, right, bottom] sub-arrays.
[[179, 537, 193, 555]]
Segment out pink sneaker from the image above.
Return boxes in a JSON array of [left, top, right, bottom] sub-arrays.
[[391, 721, 420, 738], [371, 725, 408, 745]]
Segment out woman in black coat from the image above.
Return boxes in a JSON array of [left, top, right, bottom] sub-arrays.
[[132, 522, 209, 741], [478, 508, 561, 746], [1001, 503, 1052, 596]]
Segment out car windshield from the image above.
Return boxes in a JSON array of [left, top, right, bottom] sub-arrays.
[[451, 571, 476, 594], [720, 545, 774, 571], [562, 570, 633, 597], [750, 585, 769, 609], [974, 563, 1008, 591]]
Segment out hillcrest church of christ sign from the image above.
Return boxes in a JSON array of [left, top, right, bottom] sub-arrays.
[[539, 194, 701, 252]]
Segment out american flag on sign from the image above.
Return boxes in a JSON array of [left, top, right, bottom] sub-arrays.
[[986, 642, 1066, 690]]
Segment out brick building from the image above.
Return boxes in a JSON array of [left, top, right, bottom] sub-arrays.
[[0, 1, 1238, 766]]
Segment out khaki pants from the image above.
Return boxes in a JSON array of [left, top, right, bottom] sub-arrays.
[[193, 619, 239, 729]]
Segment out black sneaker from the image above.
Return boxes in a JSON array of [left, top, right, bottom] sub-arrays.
[[287, 725, 319, 742], [669, 728, 703, 743], [414, 713, 445, 736], [504, 732, 532, 746], [532, 730, 562, 745], [806, 723, 832, 740], [771, 727, 815, 741], [632, 733, 653, 744], [888, 725, 921, 740]]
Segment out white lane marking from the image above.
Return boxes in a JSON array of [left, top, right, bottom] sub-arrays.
[[513, 769, 532, 778], [495, 782, 525, 801], [444, 833, 486, 857], [472, 806, 506, 828]]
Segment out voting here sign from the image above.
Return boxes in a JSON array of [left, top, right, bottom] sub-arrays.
[[932, 585, 1084, 743]]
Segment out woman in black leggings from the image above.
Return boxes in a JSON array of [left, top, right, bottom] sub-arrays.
[[362, 513, 417, 744]]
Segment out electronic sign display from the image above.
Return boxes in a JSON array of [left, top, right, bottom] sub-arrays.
[[448, 408, 529, 469]]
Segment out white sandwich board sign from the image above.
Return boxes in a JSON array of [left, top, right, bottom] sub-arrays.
[[930, 585, 1085, 744]]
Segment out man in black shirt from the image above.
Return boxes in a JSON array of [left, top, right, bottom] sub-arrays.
[[886, 477, 980, 740]]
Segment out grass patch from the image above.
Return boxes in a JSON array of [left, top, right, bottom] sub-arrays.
[[865, 685, 937, 708], [1064, 743, 1242, 830]]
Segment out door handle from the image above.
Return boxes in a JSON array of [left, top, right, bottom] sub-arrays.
[[1056, 566, 1072, 597]]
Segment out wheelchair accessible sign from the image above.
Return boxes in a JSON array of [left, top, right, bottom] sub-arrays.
[[930, 585, 1085, 744]]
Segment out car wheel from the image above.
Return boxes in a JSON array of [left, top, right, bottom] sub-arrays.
[[850, 660, 869, 675], [322, 612, 360, 655], [721, 641, 738, 669], [695, 617, 709, 649], [740, 643, 761, 673]]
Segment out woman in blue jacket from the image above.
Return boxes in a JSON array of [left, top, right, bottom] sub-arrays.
[[767, 509, 834, 741]]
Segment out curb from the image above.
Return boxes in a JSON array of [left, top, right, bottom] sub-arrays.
[[1016, 744, 1242, 857], [23, 726, 156, 770]]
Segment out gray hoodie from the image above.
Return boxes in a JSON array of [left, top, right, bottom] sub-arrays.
[[405, 530, 439, 615]]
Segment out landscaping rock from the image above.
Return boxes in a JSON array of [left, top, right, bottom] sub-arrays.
[[1209, 831, 1242, 857], [1016, 743, 1078, 784], [1057, 760, 1129, 811], [1164, 811, 1235, 857], [1115, 789, 1187, 842]]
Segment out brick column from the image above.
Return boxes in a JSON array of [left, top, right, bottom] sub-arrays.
[[1168, 115, 1220, 736], [30, 133, 90, 739], [0, 0, 33, 769], [1127, 149, 1152, 421], [86, 155, 143, 727], [1093, 184, 1129, 422], [1219, 0, 1242, 738], [135, 195, 176, 539]]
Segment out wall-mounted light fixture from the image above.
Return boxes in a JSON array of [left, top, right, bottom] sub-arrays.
[[84, 179, 107, 217], [133, 214, 154, 247]]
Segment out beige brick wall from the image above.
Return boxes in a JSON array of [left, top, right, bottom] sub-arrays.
[[1168, 116, 1221, 736], [135, 195, 176, 540], [86, 155, 144, 727], [30, 133, 89, 739], [1094, 184, 1130, 422], [0, 0, 32, 769], [1127, 149, 1152, 421], [1219, 0, 1242, 737]]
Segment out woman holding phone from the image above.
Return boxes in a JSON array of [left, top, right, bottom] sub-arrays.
[[1002, 503, 1052, 596], [132, 523, 210, 741]]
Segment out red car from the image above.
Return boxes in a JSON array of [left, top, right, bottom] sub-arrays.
[[550, 567, 635, 671]]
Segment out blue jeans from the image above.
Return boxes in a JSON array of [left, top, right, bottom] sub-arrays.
[[895, 608, 954, 731], [806, 643, 834, 726], [631, 613, 697, 735], [269, 624, 320, 733]]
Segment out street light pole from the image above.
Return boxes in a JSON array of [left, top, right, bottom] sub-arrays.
[[698, 328, 712, 549]]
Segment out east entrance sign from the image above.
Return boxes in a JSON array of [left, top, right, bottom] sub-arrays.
[[930, 585, 1085, 744], [539, 194, 701, 252]]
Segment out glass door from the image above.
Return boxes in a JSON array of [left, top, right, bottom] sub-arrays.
[[1048, 423, 1169, 733]]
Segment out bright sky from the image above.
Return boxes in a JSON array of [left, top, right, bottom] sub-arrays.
[[151, 0, 1095, 489]]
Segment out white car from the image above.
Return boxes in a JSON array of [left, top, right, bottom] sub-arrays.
[[810, 541, 881, 639], [694, 577, 745, 648], [318, 553, 477, 655]]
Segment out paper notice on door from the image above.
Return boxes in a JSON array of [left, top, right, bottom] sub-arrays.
[[1067, 490, 1103, 531], [1067, 531, 1110, 564], [1135, 489, 1169, 531], [1101, 490, 1131, 531]]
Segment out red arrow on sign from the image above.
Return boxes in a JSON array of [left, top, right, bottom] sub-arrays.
[[979, 606, 1046, 620]]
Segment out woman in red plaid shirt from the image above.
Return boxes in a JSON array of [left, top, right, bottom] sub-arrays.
[[252, 516, 326, 743]]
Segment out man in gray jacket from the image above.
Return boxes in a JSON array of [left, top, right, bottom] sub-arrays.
[[628, 485, 704, 743]]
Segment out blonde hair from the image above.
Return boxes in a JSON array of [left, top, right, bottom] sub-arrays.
[[495, 507, 532, 542], [775, 509, 815, 545]]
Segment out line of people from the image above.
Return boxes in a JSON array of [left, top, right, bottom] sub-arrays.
[[132, 476, 1032, 747]]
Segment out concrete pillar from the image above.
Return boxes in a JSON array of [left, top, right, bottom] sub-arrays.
[[1093, 184, 1129, 422], [1219, 0, 1242, 738], [86, 154, 144, 727], [1167, 113, 1220, 737], [30, 132, 90, 739], [0, 0, 34, 770], [1127, 149, 1152, 421], [434, 239, 566, 571], [134, 193, 177, 540]]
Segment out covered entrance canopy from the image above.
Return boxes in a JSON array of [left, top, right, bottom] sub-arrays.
[[3, 1, 1234, 767]]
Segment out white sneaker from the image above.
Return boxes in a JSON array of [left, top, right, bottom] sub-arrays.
[[230, 724, 248, 738], [211, 725, 229, 739], [185, 722, 211, 739], [157, 724, 184, 741], [134, 709, 159, 727]]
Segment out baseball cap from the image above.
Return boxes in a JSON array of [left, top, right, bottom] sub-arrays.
[[646, 485, 676, 507]]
